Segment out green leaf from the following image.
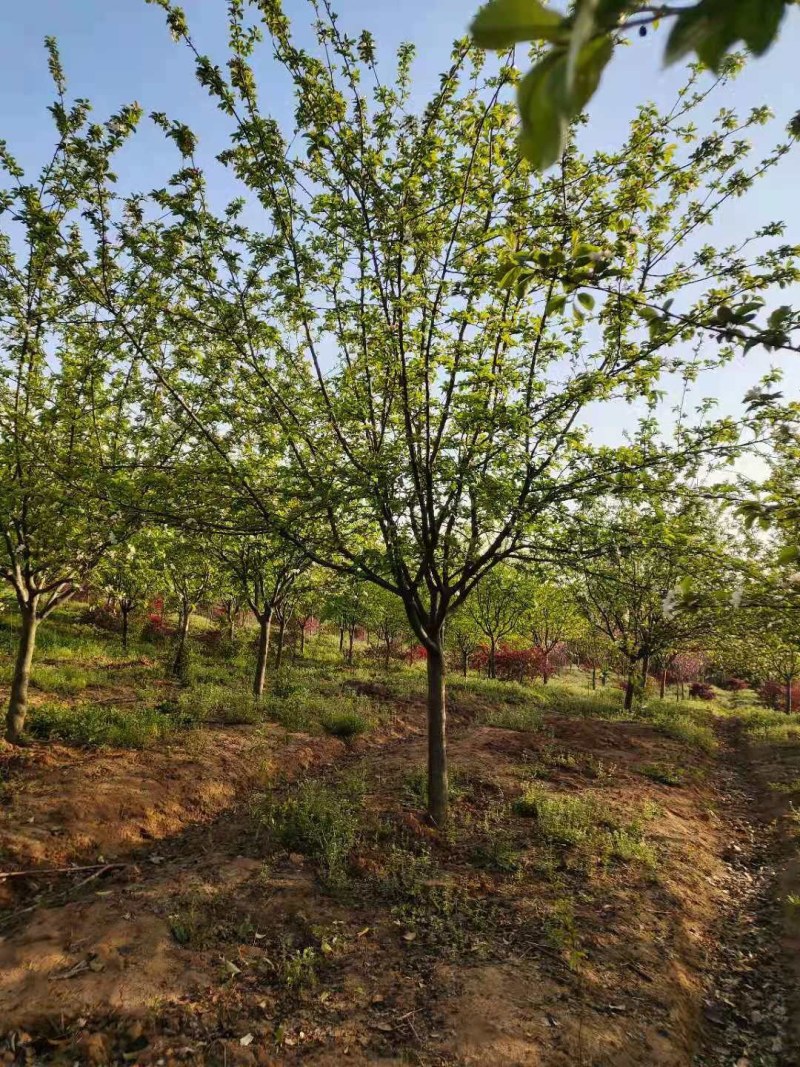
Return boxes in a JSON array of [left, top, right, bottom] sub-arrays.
[[517, 50, 570, 172], [777, 545, 799, 565], [567, 0, 599, 87], [570, 35, 613, 113], [545, 293, 568, 316], [665, 4, 735, 71], [665, 0, 786, 72], [517, 36, 612, 170], [735, 0, 786, 56], [470, 0, 568, 49], [577, 291, 595, 310]]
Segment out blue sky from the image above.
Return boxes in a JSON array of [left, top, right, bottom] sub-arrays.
[[1, 0, 798, 460]]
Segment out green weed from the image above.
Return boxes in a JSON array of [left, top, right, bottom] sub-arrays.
[[481, 705, 543, 732], [640, 762, 685, 787], [178, 682, 261, 725], [514, 786, 656, 867], [28, 701, 186, 748], [320, 704, 372, 741], [741, 709, 800, 746], [263, 774, 366, 890]]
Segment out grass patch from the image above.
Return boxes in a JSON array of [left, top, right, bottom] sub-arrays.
[[639, 762, 685, 787], [30, 663, 93, 696], [514, 786, 656, 867], [320, 707, 371, 740], [262, 773, 366, 890], [267, 689, 375, 736], [481, 704, 543, 732], [639, 703, 716, 753], [27, 701, 187, 748], [402, 766, 470, 807], [741, 709, 800, 746], [178, 682, 261, 725]]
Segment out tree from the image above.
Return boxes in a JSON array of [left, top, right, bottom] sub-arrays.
[[739, 402, 800, 565], [0, 65, 154, 741], [96, 535, 159, 650], [369, 587, 413, 671], [447, 610, 484, 677], [467, 566, 530, 679], [323, 577, 372, 668], [61, 3, 797, 823], [217, 537, 306, 696], [573, 627, 614, 689], [526, 581, 581, 683], [471, 0, 797, 171], [162, 536, 216, 680], [574, 497, 729, 710]]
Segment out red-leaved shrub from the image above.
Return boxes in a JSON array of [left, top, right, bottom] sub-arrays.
[[406, 644, 427, 664], [688, 682, 715, 701], [472, 644, 557, 683], [720, 677, 749, 692], [759, 679, 800, 711]]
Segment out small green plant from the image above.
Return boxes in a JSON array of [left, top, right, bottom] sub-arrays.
[[515, 786, 656, 867], [481, 705, 543, 732], [604, 828, 657, 868], [178, 683, 261, 725], [263, 774, 366, 889], [27, 701, 186, 748], [469, 833, 522, 873], [393, 883, 496, 955], [546, 897, 586, 972], [320, 707, 370, 740], [640, 762, 685, 787], [267, 942, 320, 991]]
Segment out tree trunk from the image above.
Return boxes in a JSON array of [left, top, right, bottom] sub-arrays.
[[384, 637, 391, 671], [624, 675, 635, 712], [660, 669, 667, 700], [253, 611, 272, 698], [300, 621, 306, 655], [426, 642, 448, 826], [786, 679, 793, 716], [591, 665, 597, 690], [641, 654, 650, 692], [275, 615, 286, 672], [338, 626, 344, 654], [6, 607, 38, 743], [121, 605, 130, 651], [462, 650, 469, 678], [488, 636, 496, 680], [228, 606, 236, 642], [171, 606, 191, 678], [347, 626, 355, 666], [542, 651, 550, 684]]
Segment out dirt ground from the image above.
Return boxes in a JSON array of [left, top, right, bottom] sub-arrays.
[[0, 699, 797, 1066]]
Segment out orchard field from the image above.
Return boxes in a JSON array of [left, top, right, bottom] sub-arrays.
[[1, 0, 800, 1064], [1, 598, 800, 1065]]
